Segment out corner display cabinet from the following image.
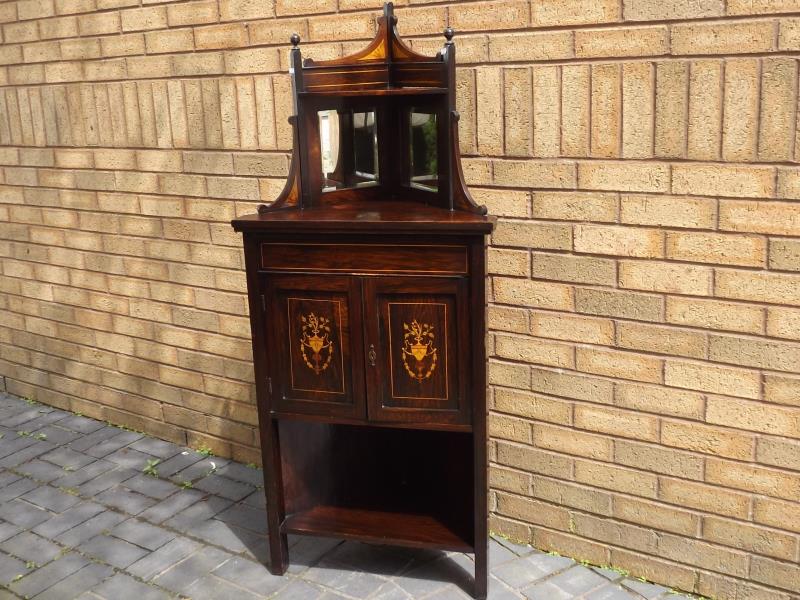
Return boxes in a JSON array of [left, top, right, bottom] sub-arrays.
[[232, 4, 495, 597]]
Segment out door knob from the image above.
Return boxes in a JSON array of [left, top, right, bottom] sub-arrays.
[[368, 344, 376, 367]]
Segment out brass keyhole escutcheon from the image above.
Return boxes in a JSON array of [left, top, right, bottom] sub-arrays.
[[368, 344, 376, 366]]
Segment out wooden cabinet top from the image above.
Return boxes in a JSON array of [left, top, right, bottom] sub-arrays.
[[231, 2, 493, 233]]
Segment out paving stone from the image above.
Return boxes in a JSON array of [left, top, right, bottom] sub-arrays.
[[212, 556, 286, 596], [55, 510, 127, 546], [153, 451, 204, 478], [592, 566, 625, 581], [33, 562, 113, 600], [104, 446, 157, 471], [0, 471, 21, 487], [8, 552, 90, 598], [172, 456, 230, 483], [0, 476, 39, 503], [84, 431, 142, 459], [95, 486, 158, 515], [243, 488, 266, 508], [127, 536, 202, 580], [191, 519, 265, 555], [123, 474, 180, 500], [21, 485, 82, 513], [33, 501, 106, 538], [0, 435, 38, 460], [0, 531, 63, 564], [91, 572, 172, 600], [30, 425, 81, 446], [129, 437, 183, 459], [17, 459, 71, 483], [271, 579, 331, 599], [586, 584, 640, 600], [68, 427, 122, 453], [79, 534, 150, 569], [76, 466, 137, 496], [164, 495, 233, 531], [621, 578, 670, 599], [58, 414, 107, 434], [110, 518, 175, 551], [489, 540, 520, 567], [0, 522, 21, 544], [286, 536, 342, 574], [139, 488, 206, 524], [1, 407, 50, 428], [54, 459, 116, 488], [152, 546, 232, 594], [215, 502, 268, 535], [305, 560, 389, 598], [492, 535, 535, 557], [493, 552, 575, 590], [0, 551, 28, 585], [523, 566, 608, 599], [0, 440, 54, 468], [182, 574, 264, 600], [391, 553, 473, 599], [40, 447, 95, 470], [217, 461, 264, 487], [0, 499, 51, 529], [193, 474, 254, 501], [421, 586, 475, 599]]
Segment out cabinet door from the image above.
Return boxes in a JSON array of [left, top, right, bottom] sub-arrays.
[[263, 273, 365, 419], [363, 277, 470, 426]]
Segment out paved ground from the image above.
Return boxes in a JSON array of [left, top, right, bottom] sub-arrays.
[[0, 392, 693, 600]]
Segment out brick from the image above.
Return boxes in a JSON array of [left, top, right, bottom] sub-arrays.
[[616, 439, 704, 479], [577, 26, 667, 58], [532, 252, 616, 286], [493, 278, 573, 310], [617, 322, 706, 359], [615, 381, 704, 419], [493, 388, 572, 424], [222, 0, 273, 19], [722, 59, 759, 161], [531, 311, 614, 345], [750, 556, 800, 594], [575, 459, 657, 497], [121, 6, 166, 32], [663, 419, 754, 460], [673, 164, 774, 198], [489, 31, 573, 62], [666, 297, 763, 334], [534, 423, 613, 460], [672, 20, 775, 55], [488, 305, 528, 333], [659, 478, 750, 519], [561, 64, 590, 156], [621, 62, 654, 159], [666, 231, 765, 267], [590, 63, 620, 158], [779, 17, 800, 49], [665, 359, 761, 399], [488, 359, 530, 390], [576, 404, 659, 441], [757, 436, 800, 471], [495, 334, 574, 368], [195, 24, 248, 50], [654, 61, 688, 158], [531, 367, 613, 404], [308, 12, 375, 41], [476, 67, 503, 155], [533, 0, 620, 26], [575, 288, 663, 322], [707, 394, 800, 437], [767, 306, 800, 339], [145, 29, 194, 54], [531, 66, 559, 157], [492, 219, 571, 250], [494, 159, 576, 189], [449, 0, 528, 31], [496, 441, 573, 479], [168, 0, 218, 26], [488, 248, 529, 277], [753, 497, 800, 534], [705, 517, 797, 560], [575, 225, 662, 258], [533, 476, 612, 516], [620, 194, 716, 229], [688, 60, 723, 160], [579, 161, 669, 192], [625, 0, 723, 20], [577, 347, 662, 383], [716, 269, 800, 306], [496, 492, 571, 530], [532, 191, 617, 222], [503, 67, 534, 156], [759, 58, 797, 161], [614, 496, 699, 536]]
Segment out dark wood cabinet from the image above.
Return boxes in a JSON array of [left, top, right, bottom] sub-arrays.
[[232, 4, 494, 598]]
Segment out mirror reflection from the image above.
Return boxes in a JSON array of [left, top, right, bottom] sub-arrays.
[[409, 110, 438, 192], [319, 109, 379, 192]]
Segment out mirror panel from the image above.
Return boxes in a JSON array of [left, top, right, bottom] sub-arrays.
[[409, 110, 438, 192], [318, 109, 379, 193]]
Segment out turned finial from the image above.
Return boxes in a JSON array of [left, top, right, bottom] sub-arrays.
[[290, 33, 300, 47], [443, 27, 454, 42]]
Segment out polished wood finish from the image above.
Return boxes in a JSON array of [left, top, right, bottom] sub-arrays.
[[232, 5, 492, 598]]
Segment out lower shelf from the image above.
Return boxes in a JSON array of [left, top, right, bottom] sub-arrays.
[[281, 505, 473, 552]]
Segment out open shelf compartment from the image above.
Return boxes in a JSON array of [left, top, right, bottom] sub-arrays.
[[277, 420, 475, 552]]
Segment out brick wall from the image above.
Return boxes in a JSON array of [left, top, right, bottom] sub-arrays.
[[0, 0, 799, 597]]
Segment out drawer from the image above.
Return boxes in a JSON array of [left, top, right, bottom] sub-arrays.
[[261, 243, 468, 275]]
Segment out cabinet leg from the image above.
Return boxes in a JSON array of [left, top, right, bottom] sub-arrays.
[[267, 530, 289, 575], [473, 544, 488, 600]]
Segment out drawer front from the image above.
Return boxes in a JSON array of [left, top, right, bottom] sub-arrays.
[[261, 243, 468, 275]]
